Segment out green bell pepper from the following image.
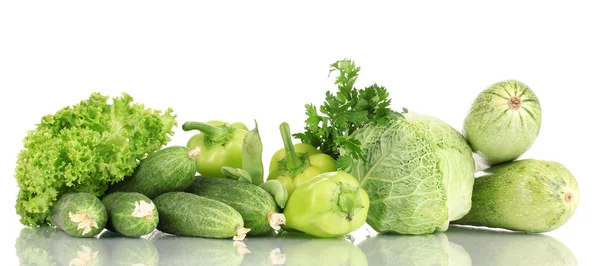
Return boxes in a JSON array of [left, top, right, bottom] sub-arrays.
[[283, 171, 370, 238], [267, 122, 336, 196], [182, 120, 248, 178]]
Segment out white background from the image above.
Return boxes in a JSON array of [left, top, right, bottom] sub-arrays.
[[1, 1, 598, 265]]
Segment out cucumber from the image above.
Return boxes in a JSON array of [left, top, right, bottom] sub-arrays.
[[50, 192, 107, 237], [463, 80, 542, 165], [452, 159, 579, 233], [102, 192, 159, 237], [153, 192, 250, 240], [107, 146, 199, 199], [186, 176, 285, 236]]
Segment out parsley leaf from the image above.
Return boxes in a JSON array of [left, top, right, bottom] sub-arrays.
[[293, 59, 406, 170]]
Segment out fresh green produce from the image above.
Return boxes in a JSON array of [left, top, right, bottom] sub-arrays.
[[283, 171, 369, 238], [293, 59, 403, 170], [183, 120, 248, 178], [350, 113, 475, 234], [50, 192, 107, 237], [219, 121, 265, 185], [463, 80, 542, 165], [152, 232, 248, 266], [242, 121, 265, 185], [100, 232, 159, 266], [15, 227, 59, 266], [186, 176, 285, 236], [274, 231, 368, 266], [15, 92, 177, 226], [153, 192, 250, 240], [267, 122, 336, 196], [452, 159, 579, 233], [359, 233, 471, 266], [447, 227, 577, 266], [102, 192, 159, 237], [259, 180, 289, 209], [51, 231, 108, 266], [221, 166, 253, 183], [107, 146, 199, 198]]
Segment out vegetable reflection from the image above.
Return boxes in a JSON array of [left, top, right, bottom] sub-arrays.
[[150, 231, 247, 266], [359, 233, 471, 266], [446, 226, 577, 266], [99, 231, 159, 266]]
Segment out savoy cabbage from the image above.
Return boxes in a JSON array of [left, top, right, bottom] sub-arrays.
[[350, 113, 475, 234]]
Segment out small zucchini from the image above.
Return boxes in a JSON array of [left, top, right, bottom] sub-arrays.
[[107, 146, 199, 199], [102, 192, 159, 237], [153, 192, 249, 240], [50, 192, 107, 238], [186, 176, 285, 236]]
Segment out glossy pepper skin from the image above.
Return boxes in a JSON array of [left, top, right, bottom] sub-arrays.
[[283, 171, 369, 238], [267, 122, 336, 196], [183, 120, 248, 178]]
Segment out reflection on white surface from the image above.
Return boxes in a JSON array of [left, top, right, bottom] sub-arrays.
[[15, 226, 578, 266], [359, 233, 471, 266], [446, 226, 578, 266]]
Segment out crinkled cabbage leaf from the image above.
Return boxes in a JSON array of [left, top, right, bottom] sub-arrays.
[[350, 113, 474, 234]]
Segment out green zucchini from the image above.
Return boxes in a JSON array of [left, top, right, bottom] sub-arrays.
[[102, 192, 159, 237], [107, 146, 199, 199], [50, 192, 107, 237], [452, 159, 579, 233], [186, 176, 285, 236], [153, 192, 249, 240]]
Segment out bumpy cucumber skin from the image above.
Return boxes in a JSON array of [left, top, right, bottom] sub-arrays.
[[154, 192, 245, 238], [102, 192, 158, 237], [186, 176, 279, 236], [50, 192, 107, 237], [107, 146, 197, 199], [453, 159, 579, 233], [463, 80, 542, 165]]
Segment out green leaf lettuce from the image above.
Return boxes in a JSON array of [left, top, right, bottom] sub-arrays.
[[15, 92, 177, 226]]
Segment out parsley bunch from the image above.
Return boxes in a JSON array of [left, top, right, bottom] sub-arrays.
[[293, 59, 405, 170]]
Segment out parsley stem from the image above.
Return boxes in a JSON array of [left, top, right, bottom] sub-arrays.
[[279, 122, 302, 170]]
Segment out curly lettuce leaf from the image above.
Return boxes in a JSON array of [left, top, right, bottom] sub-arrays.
[[15, 93, 177, 226]]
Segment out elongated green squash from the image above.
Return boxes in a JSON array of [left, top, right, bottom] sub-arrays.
[[452, 159, 579, 233], [102, 192, 158, 237], [50, 192, 107, 238], [154, 192, 249, 240], [107, 146, 199, 198], [186, 176, 284, 236]]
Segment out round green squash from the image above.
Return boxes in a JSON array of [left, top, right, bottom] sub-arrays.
[[463, 80, 542, 165]]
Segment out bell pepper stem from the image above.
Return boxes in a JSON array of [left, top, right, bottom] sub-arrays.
[[182, 121, 230, 140], [338, 183, 362, 222], [279, 122, 302, 170]]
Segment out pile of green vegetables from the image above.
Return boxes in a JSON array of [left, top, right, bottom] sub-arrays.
[[14, 59, 579, 242]]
